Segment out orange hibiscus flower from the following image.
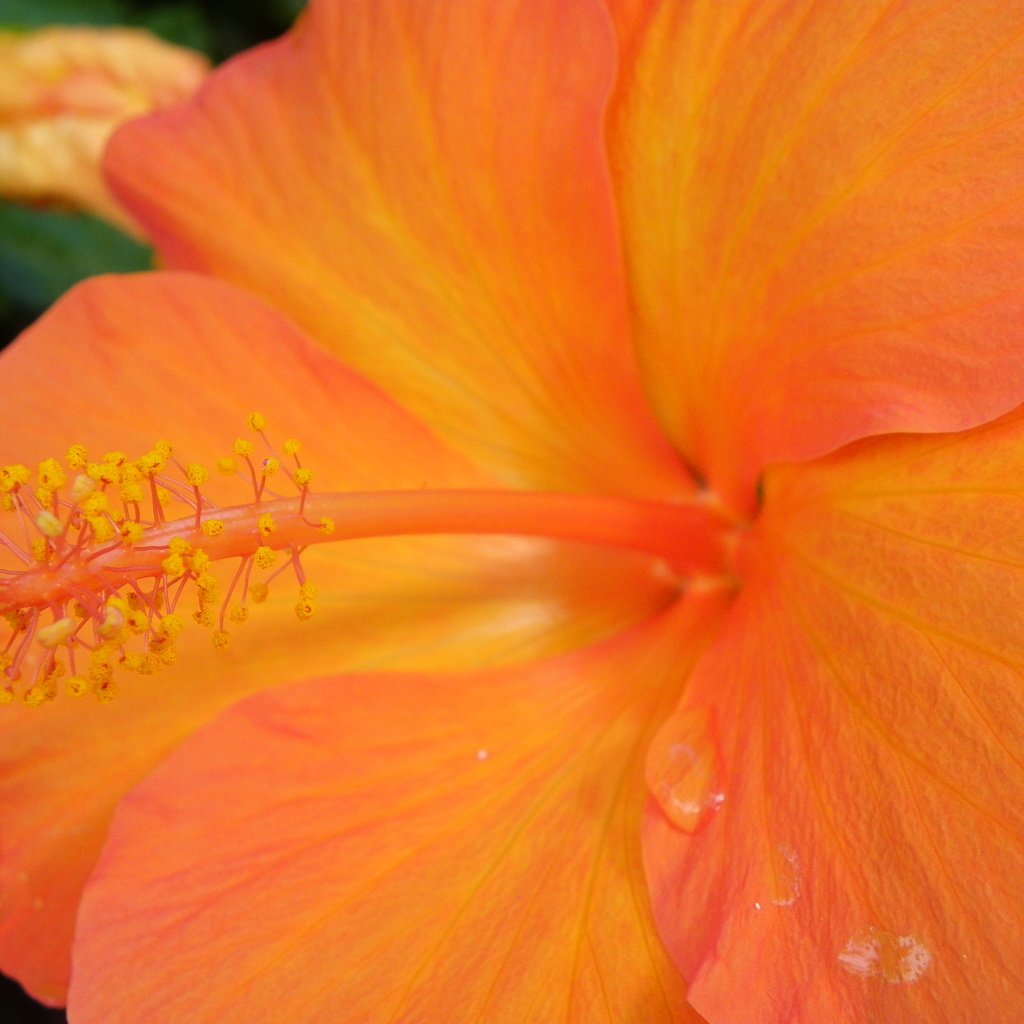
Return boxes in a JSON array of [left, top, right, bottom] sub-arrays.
[[2, 2, 1024, 1022], [0, 26, 208, 230]]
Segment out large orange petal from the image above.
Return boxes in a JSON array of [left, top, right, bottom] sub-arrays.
[[0, 274, 678, 1003], [104, 0, 690, 496], [643, 413, 1024, 1023], [68, 593, 730, 1024], [608, 0, 1024, 510]]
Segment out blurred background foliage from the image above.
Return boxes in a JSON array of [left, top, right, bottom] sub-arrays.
[[0, 0, 304, 349], [0, 4, 304, 1018]]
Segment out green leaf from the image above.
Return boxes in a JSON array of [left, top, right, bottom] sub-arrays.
[[0, 202, 152, 311], [132, 3, 213, 53], [0, 0, 126, 28]]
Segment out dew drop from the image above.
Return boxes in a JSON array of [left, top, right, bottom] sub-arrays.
[[476, 748, 489, 761], [769, 843, 801, 906], [838, 928, 932, 984], [646, 705, 723, 834]]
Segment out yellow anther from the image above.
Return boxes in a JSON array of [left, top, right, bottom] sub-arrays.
[[249, 582, 269, 604], [1, 464, 30, 491], [217, 457, 237, 475], [168, 537, 192, 556], [212, 630, 230, 650], [186, 463, 210, 486], [232, 438, 254, 458], [261, 457, 279, 477], [119, 482, 144, 504], [123, 652, 159, 675], [88, 516, 115, 543], [189, 549, 210, 573], [193, 608, 215, 628], [22, 686, 52, 708], [81, 492, 108, 516], [196, 571, 218, 594], [294, 596, 316, 621], [66, 444, 88, 469], [228, 604, 249, 625], [299, 582, 318, 599], [136, 451, 164, 476], [282, 439, 301, 456], [254, 545, 276, 570], [35, 486, 54, 507], [119, 521, 145, 545], [125, 609, 149, 634], [201, 519, 224, 537], [36, 617, 76, 648], [88, 646, 116, 681], [88, 460, 121, 485], [148, 634, 178, 667], [103, 451, 128, 466], [247, 412, 266, 432], [30, 537, 48, 562], [156, 614, 185, 639], [35, 510, 63, 538], [257, 512, 275, 537], [66, 675, 91, 697], [121, 463, 142, 483], [71, 474, 96, 503], [154, 440, 173, 460], [294, 468, 314, 487], [37, 457, 66, 489], [161, 553, 185, 576], [319, 517, 335, 535], [140, 654, 160, 674], [94, 679, 115, 703], [0, 495, 13, 512]]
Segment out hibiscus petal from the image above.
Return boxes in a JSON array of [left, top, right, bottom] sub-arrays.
[[67, 594, 729, 1024], [608, 0, 1024, 510], [103, 0, 690, 496], [644, 412, 1024, 1023], [0, 273, 678, 1003]]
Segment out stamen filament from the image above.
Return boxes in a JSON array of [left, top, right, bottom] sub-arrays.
[[0, 489, 730, 612], [147, 489, 728, 571], [1, 427, 744, 704]]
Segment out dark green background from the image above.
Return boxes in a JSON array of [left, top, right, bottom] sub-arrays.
[[0, 1, 302, 1016], [0, 0, 303, 349]]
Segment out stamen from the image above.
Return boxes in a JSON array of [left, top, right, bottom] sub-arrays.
[[0, 419, 737, 704]]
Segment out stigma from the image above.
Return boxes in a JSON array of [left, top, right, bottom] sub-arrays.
[[0, 415, 738, 706]]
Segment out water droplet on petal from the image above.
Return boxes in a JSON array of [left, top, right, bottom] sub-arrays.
[[646, 705, 724, 834], [770, 842, 801, 906], [838, 928, 932, 984]]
